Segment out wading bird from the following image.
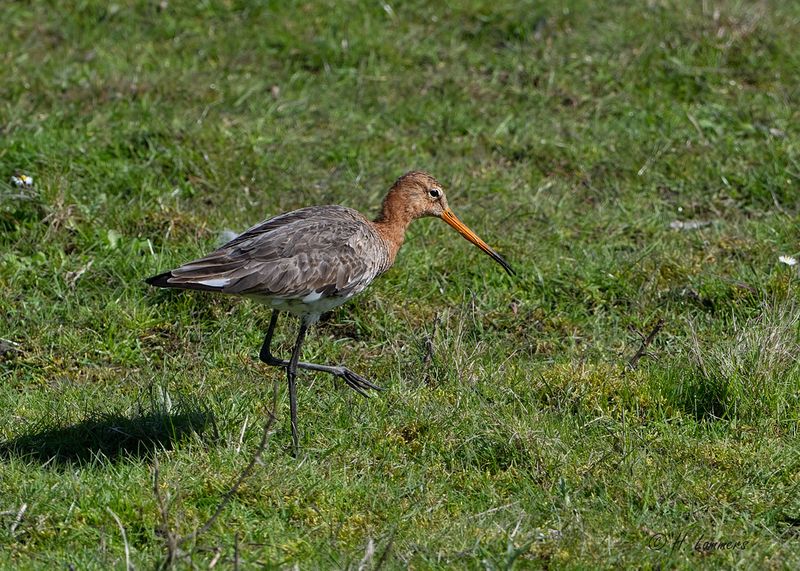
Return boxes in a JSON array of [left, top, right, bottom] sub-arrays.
[[147, 171, 514, 454]]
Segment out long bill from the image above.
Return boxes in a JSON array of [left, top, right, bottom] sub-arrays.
[[441, 209, 515, 276]]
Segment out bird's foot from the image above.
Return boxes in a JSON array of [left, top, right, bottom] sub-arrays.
[[332, 367, 384, 397]]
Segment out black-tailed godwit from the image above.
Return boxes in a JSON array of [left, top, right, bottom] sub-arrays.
[[147, 171, 514, 454]]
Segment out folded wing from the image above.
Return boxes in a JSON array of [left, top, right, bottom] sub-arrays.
[[147, 206, 389, 300]]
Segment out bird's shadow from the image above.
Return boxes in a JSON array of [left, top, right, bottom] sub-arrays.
[[0, 405, 215, 468]]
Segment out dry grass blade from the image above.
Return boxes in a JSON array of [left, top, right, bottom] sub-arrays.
[[106, 506, 133, 571], [628, 319, 665, 370]]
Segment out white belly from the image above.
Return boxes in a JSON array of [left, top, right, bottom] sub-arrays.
[[247, 292, 353, 322]]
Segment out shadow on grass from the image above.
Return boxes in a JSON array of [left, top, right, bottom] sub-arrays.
[[0, 406, 215, 467]]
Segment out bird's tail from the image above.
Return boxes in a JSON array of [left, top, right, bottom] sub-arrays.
[[145, 271, 175, 288], [145, 270, 229, 292]]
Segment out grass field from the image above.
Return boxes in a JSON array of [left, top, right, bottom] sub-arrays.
[[2, 0, 800, 568]]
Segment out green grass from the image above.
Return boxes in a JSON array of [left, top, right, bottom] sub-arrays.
[[2, 0, 800, 568]]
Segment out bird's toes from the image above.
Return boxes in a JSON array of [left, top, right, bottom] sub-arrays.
[[339, 374, 370, 398], [347, 370, 384, 391], [338, 368, 384, 394]]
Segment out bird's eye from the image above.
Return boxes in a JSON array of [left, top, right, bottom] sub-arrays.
[[428, 188, 441, 198]]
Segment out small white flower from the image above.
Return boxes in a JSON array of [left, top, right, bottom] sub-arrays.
[[778, 255, 798, 266], [10, 174, 33, 188]]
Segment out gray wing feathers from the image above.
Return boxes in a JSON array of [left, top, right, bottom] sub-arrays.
[[164, 206, 389, 299]]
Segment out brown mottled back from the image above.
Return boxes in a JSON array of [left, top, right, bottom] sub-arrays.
[[150, 205, 392, 301]]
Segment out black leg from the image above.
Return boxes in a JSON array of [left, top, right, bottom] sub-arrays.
[[258, 310, 383, 396], [287, 318, 308, 456], [259, 310, 282, 366]]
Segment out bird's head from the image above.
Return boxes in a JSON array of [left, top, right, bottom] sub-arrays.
[[381, 171, 515, 276]]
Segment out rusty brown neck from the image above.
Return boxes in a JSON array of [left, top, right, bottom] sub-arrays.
[[371, 189, 417, 266]]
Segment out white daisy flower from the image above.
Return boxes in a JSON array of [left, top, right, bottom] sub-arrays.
[[778, 255, 798, 266], [10, 174, 33, 188]]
